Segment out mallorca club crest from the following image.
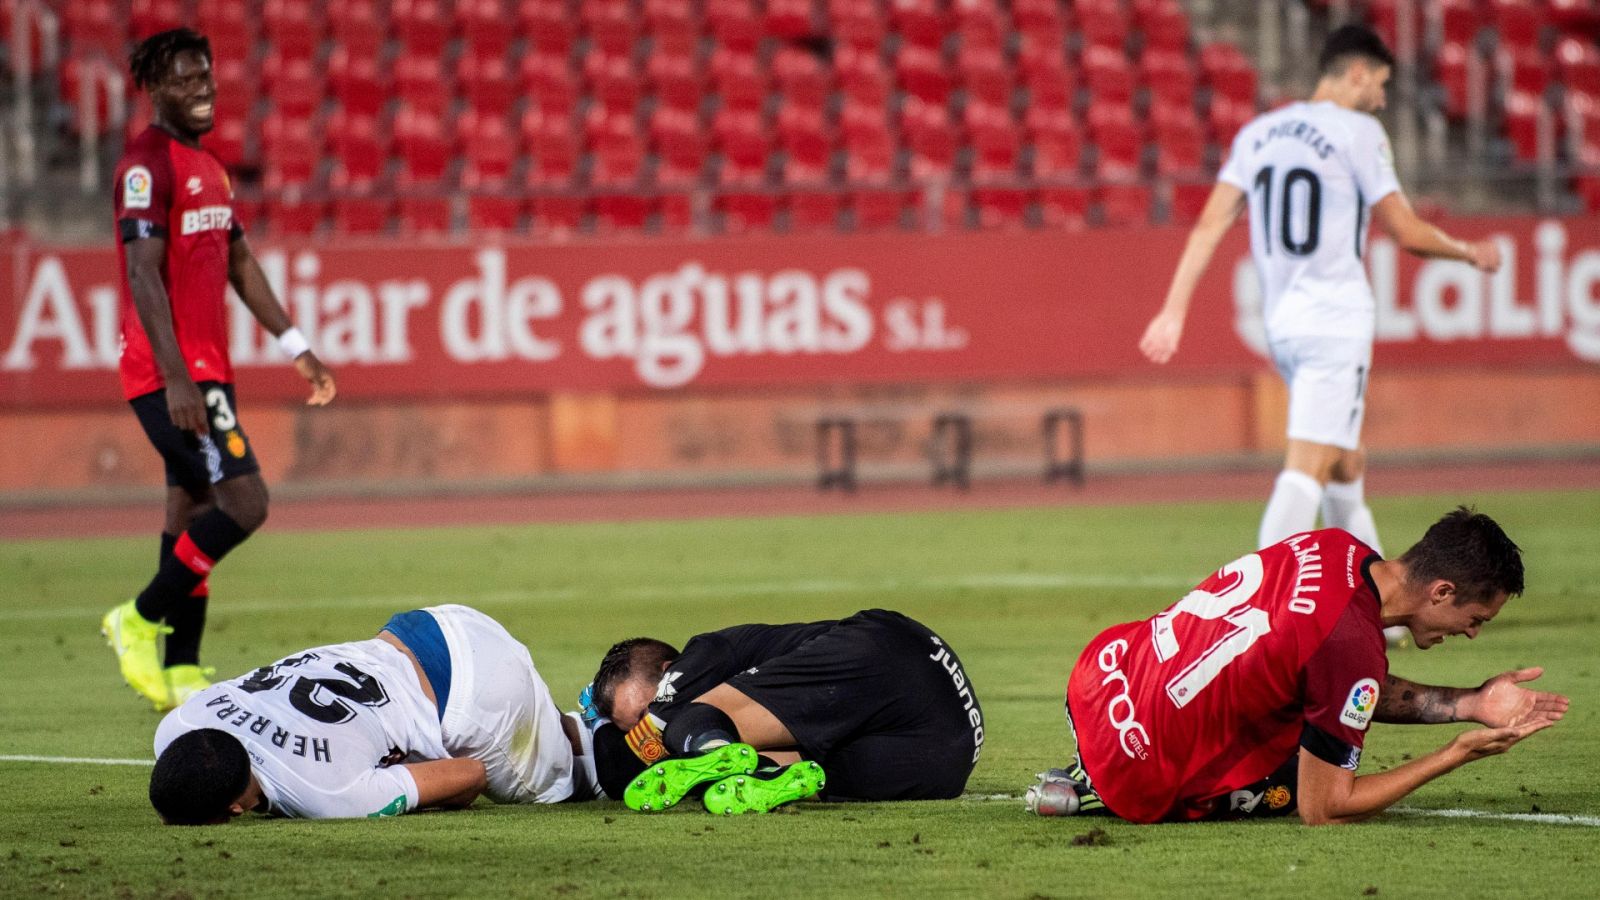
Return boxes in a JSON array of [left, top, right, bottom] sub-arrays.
[[225, 429, 248, 459]]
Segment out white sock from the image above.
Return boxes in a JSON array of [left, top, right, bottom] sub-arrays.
[[1322, 478, 1383, 555], [1259, 470, 1323, 549]]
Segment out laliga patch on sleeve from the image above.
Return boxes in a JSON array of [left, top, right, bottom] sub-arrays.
[[1340, 678, 1379, 731], [124, 165, 154, 209]]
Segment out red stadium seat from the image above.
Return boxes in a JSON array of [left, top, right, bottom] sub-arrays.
[[1141, 48, 1199, 109], [262, 0, 320, 61], [837, 45, 893, 108], [583, 1, 642, 57], [591, 134, 653, 231], [585, 53, 643, 113], [264, 196, 327, 236], [765, 0, 819, 40], [206, 118, 249, 170], [646, 52, 706, 113], [391, 0, 452, 54], [1439, 0, 1481, 47], [1149, 101, 1206, 175], [1096, 171, 1153, 227], [1088, 104, 1143, 170], [646, 0, 699, 57], [900, 97, 958, 180], [1083, 45, 1136, 106], [457, 53, 518, 118], [456, 111, 519, 185], [956, 44, 1015, 108], [467, 194, 524, 232], [392, 104, 453, 183], [396, 197, 454, 234], [776, 102, 834, 171], [326, 107, 388, 183], [967, 103, 1026, 227], [1200, 42, 1258, 105], [332, 196, 392, 235], [522, 108, 582, 185], [328, 6, 385, 56], [1557, 38, 1600, 98], [1487, 0, 1546, 51], [62, 0, 122, 54], [889, 0, 950, 50], [1434, 41, 1471, 119], [516, 0, 579, 56], [710, 48, 770, 112], [773, 47, 834, 110], [1497, 46, 1551, 98], [520, 53, 581, 115], [260, 122, 320, 189], [196, 4, 256, 63], [131, 0, 184, 40], [706, 0, 763, 53], [831, 3, 890, 52], [328, 47, 390, 118], [1026, 106, 1081, 153], [895, 44, 955, 105], [1135, 0, 1191, 52], [1018, 36, 1075, 110], [393, 52, 454, 114], [1208, 96, 1256, 147], [787, 186, 845, 232], [264, 55, 324, 118], [1502, 90, 1544, 160], [460, 0, 515, 58], [1077, 0, 1131, 52], [1012, 0, 1065, 46], [1567, 91, 1600, 157], [953, 0, 1008, 51]]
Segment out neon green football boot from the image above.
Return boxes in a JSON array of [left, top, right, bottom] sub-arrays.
[[162, 664, 216, 711], [623, 743, 759, 812], [702, 761, 826, 815], [101, 599, 173, 710]]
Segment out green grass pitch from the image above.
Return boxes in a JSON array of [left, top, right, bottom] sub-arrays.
[[2, 489, 1597, 898]]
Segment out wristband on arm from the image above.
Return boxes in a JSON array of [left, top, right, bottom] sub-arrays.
[[277, 326, 310, 360]]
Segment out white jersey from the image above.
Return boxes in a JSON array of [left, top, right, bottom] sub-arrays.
[[155, 638, 447, 819], [1218, 100, 1401, 340]]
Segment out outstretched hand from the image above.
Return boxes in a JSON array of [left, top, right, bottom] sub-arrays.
[[1468, 667, 1570, 729], [1451, 717, 1554, 762], [294, 352, 337, 406], [1138, 310, 1185, 364]]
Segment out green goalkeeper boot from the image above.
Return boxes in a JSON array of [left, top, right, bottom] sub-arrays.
[[623, 743, 759, 812], [703, 761, 826, 815]]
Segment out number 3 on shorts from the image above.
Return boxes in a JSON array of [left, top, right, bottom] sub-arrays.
[[205, 387, 237, 431]]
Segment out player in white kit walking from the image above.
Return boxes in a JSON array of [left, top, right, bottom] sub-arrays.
[[150, 604, 601, 822], [1138, 26, 1501, 644]]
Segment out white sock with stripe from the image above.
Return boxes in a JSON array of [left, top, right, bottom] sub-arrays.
[[1259, 470, 1323, 549]]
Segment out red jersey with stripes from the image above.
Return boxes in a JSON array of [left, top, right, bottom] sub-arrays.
[[1066, 529, 1387, 823], [113, 125, 241, 400]]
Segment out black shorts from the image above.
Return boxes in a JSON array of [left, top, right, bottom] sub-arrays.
[[130, 382, 261, 492], [727, 609, 984, 801]]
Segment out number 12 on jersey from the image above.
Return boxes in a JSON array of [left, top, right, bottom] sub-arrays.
[[1149, 553, 1271, 709]]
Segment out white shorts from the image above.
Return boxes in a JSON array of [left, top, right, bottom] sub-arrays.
[[426, 604, 576, 804], [1267, 334, 1372, 451]]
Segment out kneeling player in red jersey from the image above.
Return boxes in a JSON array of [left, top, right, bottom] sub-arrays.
[[1033, 507, 1568, 825], [101, 29, 336, 713]]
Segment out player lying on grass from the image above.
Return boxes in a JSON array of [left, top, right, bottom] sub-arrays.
[[149, 605, 601, 823], [1028, 507, 1568, 825], [583, 608, 984, 814]]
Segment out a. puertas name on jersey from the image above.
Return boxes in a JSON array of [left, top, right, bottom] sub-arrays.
[[205, 692, 333, 764]]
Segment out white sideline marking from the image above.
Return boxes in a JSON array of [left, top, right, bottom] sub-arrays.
[[11, 572, 1196, 622], [2, 758, 1594, 827], [964, 793, 1600, 827], [0, 754, 152, 766]]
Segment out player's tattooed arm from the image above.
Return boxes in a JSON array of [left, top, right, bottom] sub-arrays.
[[1377, 669, 1570, 728], [1374, 675, 1469, 725]]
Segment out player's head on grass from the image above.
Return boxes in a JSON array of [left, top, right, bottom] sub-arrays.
[[1393, 507, 1525, 649], [149, 728, 254, 825], [1316, 25, 1394, 113], [129, 28, 216, 138], [592, 637, 679, 730]]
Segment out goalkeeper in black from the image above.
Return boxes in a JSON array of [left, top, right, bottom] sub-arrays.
[[583, 609, 985, 814]]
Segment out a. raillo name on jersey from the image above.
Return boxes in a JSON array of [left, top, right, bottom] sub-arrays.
[[180, 206, 233, 235], [1254, 119, 1336, 159], [204, 692, 334, 763]]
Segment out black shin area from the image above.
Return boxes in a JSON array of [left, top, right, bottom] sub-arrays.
[[662, 703, 740, 756]]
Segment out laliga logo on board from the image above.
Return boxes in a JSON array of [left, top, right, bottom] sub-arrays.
[[1230, 220, 1600, 361]]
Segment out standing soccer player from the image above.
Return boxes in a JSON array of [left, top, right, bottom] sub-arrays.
[[1137, 26, 1500, 640], [102, 29, 336, 711], [1030, 509, 1567, 825]]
